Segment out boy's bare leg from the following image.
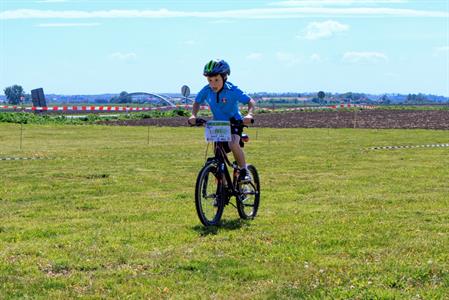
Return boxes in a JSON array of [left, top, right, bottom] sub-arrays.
[[229, 134, 246, 168]]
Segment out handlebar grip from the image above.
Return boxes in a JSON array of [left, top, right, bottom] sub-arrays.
[[188, 118, 206, 126], [195, 118, 207, 126]]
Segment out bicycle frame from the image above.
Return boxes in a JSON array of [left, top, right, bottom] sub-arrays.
[[208, 142, 240, 204]]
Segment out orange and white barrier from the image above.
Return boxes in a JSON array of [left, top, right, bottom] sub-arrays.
[[0, 103, 375, 112], [0, 104, 202, 112]]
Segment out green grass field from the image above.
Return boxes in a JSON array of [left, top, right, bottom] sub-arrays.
[[1, 123, 448, 299]]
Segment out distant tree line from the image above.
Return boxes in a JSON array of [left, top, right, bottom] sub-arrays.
[[405, 93, 430, 104], [2, 85, 448, 106]]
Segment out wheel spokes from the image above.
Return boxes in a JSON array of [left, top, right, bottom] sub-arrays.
[[200, 170, 221, 219]]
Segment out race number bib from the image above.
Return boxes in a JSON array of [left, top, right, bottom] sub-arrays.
[[205, 121, 231, 142]]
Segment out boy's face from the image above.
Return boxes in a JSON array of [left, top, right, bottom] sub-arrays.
[[207, 75, 224, 92]]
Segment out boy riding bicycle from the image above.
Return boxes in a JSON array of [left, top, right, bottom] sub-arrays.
[[188, 59, 256, 182]]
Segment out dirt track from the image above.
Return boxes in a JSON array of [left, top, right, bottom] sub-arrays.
[[101, 110, 449, 130]]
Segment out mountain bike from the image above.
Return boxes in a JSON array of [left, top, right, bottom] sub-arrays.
[[191, 118, 260, 226]]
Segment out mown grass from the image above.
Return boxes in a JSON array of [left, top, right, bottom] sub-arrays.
[[0, 123, 448, 299]]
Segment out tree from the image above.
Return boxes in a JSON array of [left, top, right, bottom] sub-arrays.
[[118, 91, 131, 103], [110, 91, 131, 104], [341, 92, 353, 103], [4, 85, 25, 105], [406, 93, 428, 104], [317, 91, 325, 104], [380, 94, 391, 105]]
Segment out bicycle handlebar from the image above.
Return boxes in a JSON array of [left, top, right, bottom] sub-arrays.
[[230, 117, 254, 126], [188, 117, 254, 127]]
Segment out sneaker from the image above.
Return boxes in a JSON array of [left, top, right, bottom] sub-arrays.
[[238, 168, 252, 183]]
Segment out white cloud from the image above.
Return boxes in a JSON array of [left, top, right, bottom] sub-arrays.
[[1, 7, 447, 20], [36, 22, 99, 27], [246, 53, 263, 60], [1, 9, 180, 20], [270, 0, 408, 6], [109, 52, 137, 61], [342, 51, 388, 63], [302, 20, 349, 40]]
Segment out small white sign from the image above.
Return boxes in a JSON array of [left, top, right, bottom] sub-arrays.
[[205, 121, 231, 142]]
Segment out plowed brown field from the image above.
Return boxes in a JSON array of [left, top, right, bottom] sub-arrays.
[[101, 110, 449, 129]]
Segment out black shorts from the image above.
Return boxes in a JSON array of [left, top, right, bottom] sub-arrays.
[[220, 123, 244, 153], [231, 122, 244, 136]]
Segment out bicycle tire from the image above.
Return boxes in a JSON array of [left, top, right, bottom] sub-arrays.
[[195, 163, 225, 226], [237, 164, 260, 220]]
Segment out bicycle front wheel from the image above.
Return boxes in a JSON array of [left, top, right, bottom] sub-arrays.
[[195, 163, 225, 226], [237, 164, 260, 220]]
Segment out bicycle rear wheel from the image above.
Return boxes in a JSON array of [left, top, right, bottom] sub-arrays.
[[237, 164, 260, 220], [195, 163, 225, 226]]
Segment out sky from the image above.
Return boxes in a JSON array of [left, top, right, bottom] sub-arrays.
[[1, 0, 448, 96]]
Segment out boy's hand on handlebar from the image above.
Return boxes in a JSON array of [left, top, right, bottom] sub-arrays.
[[188, 116, 207, 126], [243, 114, 254, 125], [188, 115, 196, 125]]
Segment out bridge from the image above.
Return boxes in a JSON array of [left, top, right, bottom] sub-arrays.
[[127, 92, 176, 107]]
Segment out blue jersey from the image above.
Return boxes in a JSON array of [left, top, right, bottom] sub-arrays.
[[195, 81, 251, 121]]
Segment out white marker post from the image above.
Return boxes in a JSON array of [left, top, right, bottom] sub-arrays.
[[20, 95, 25, 150]]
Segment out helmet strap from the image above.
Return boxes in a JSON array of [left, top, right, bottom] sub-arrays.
[[216, 75, 226, 102], [220, 74, 228, 83]]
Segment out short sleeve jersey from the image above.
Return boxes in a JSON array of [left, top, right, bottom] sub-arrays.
[[195, 81, 251, 121]]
